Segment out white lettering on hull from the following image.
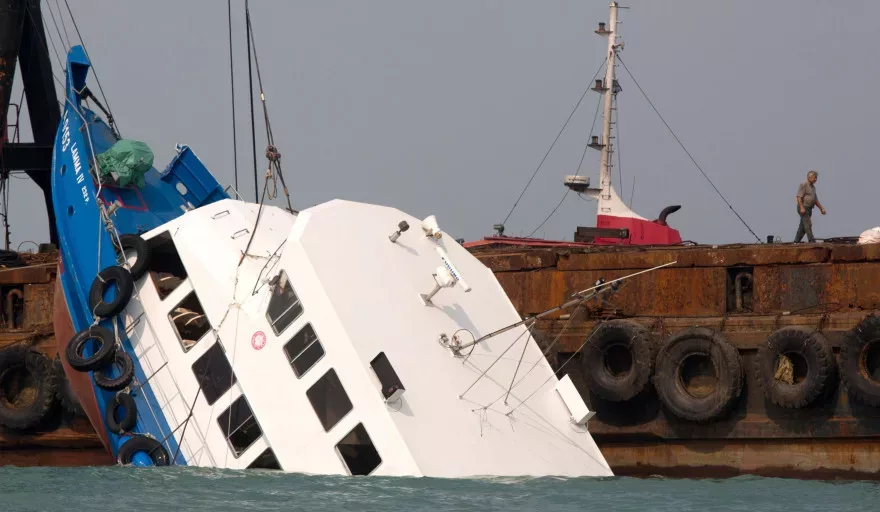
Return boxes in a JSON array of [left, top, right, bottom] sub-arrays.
[[60, 110, 90, 204]]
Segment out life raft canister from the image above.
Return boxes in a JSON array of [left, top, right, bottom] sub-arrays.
[[841, 314, 880, 406], [652, 326, 743, 422], [582, 319, 656, 402], [755, 326, 836, 408]]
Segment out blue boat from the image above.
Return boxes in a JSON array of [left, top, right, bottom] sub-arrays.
[[52, 46, 229, 467], [51, 44, 614, 477]]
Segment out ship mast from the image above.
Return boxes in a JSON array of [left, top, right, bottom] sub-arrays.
[[597, 1, 622, 205]]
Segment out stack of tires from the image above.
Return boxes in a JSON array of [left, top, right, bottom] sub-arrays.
[[63, 233, 169, 466], [579, 313, 880, 422]]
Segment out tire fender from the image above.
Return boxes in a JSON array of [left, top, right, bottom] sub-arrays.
[[88, 266, 134, 319], [756, 326, 835, 408], [652, 327, 743, 422], [841, 314, 880, 406], [0, 347, 58, 430], [582, 319, 655, 401], [66, 326, 117, 372]]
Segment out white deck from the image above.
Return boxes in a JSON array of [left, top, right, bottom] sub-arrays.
[[120, 198, 612, 477]]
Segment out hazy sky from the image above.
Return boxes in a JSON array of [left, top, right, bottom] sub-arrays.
[[8, 1, 879, 249]]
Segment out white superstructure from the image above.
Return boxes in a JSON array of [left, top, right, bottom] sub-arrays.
[[120, 197, 612, 477]]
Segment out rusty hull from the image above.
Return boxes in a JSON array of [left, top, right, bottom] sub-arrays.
[[0, 252, 111, 467], [468, 241, 880, 479]]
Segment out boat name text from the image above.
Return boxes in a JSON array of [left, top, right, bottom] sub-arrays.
[[60, 111, 90, 204]]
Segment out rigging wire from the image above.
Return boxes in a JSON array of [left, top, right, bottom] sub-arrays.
[[245, 0, 258, 202], [617, 56, 761, 243], [44, 1, 68, 56], [245, 9, 295, 213], [526, 85, 605, 238], [227, 0, 240, 194], [499, 58, 607, 229], [615, 94, 623, 195], [62, 0, 119, 136], [52, 0, 71, 48]]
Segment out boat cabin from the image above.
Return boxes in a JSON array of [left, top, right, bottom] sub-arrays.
[[117, 198, 611, 477]]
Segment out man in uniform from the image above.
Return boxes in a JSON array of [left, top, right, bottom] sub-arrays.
[[794, 169, 826, 242]]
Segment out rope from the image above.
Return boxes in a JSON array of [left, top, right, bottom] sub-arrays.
[[227, 0, 240, 193], [245, 1, 258, 202], [52, 0, 72, 48], [42, 2, 68, 67], [617, 56, 761, 243], [505, 308, 616, 417], [245, 9, 296, 213], [526, 98, 600, 238], [459, 325, 532, 399], [62, 0, 120, 136], [500, 58, 607, 229]]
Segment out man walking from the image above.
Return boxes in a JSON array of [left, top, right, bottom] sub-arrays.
[[794, 169, 826, 242]]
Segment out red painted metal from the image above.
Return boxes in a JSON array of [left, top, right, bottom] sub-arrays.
[[595, 214, 683, 245]]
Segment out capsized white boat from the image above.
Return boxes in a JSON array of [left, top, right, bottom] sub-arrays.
[[52, 47, 613, 477]]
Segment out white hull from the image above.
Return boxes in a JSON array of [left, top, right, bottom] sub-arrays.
[[120, 198, 612, 477]]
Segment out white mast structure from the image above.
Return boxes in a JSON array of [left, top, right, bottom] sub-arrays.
[[566, 2, 645, 223]]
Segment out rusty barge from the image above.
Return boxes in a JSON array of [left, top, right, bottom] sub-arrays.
[[0, 1, 109, 466], [0, 248, 108, 466], [461, 2, 880, 478], [466, 239, 880, 479]]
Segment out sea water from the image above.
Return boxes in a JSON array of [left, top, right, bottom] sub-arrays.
[[0, 467, 877, 511]]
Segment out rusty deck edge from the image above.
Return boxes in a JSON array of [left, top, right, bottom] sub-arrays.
[[599, 438, 880, 480], [611, 464, 880, 481], [470, 242, 880, 273]]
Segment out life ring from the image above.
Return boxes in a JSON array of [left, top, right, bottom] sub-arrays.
[[117, 234, 151, 281], [756, 326, 835, 408], [66, 326, 117, 372], [52, 356, 85, 417], [94, 350, 134, 391], [0, 347, 58, 430], [88, 265, 134, 318], [117, 435, 170, 466], [106, 392, 137, 434], [582, 319, 655, 401], [652, 327, 743, 422], [841, 314, 880, 406]]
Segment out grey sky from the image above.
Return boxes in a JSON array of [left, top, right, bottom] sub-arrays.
[[9, 1, 878, 249]]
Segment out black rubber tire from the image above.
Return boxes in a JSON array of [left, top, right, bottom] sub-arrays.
[[582, 319, 655, 401], [117, 435, 170, 466], [0, 347, 58, 430], [652, 327, 743, 422], [118, 234, 151, 281], [94, 350, 134, 391], [841, 314, 880, 406], [106, 392, 137, 434], [756, 327, 835, 408], [52, 356, 85, 417], [66, 326, 117, 372], [88, 266, 134, 318]]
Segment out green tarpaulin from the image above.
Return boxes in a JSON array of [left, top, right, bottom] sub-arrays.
[[96, 139, 154, 188]]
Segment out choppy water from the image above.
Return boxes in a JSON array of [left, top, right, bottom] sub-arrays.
[[0, 467, 877, 511]]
